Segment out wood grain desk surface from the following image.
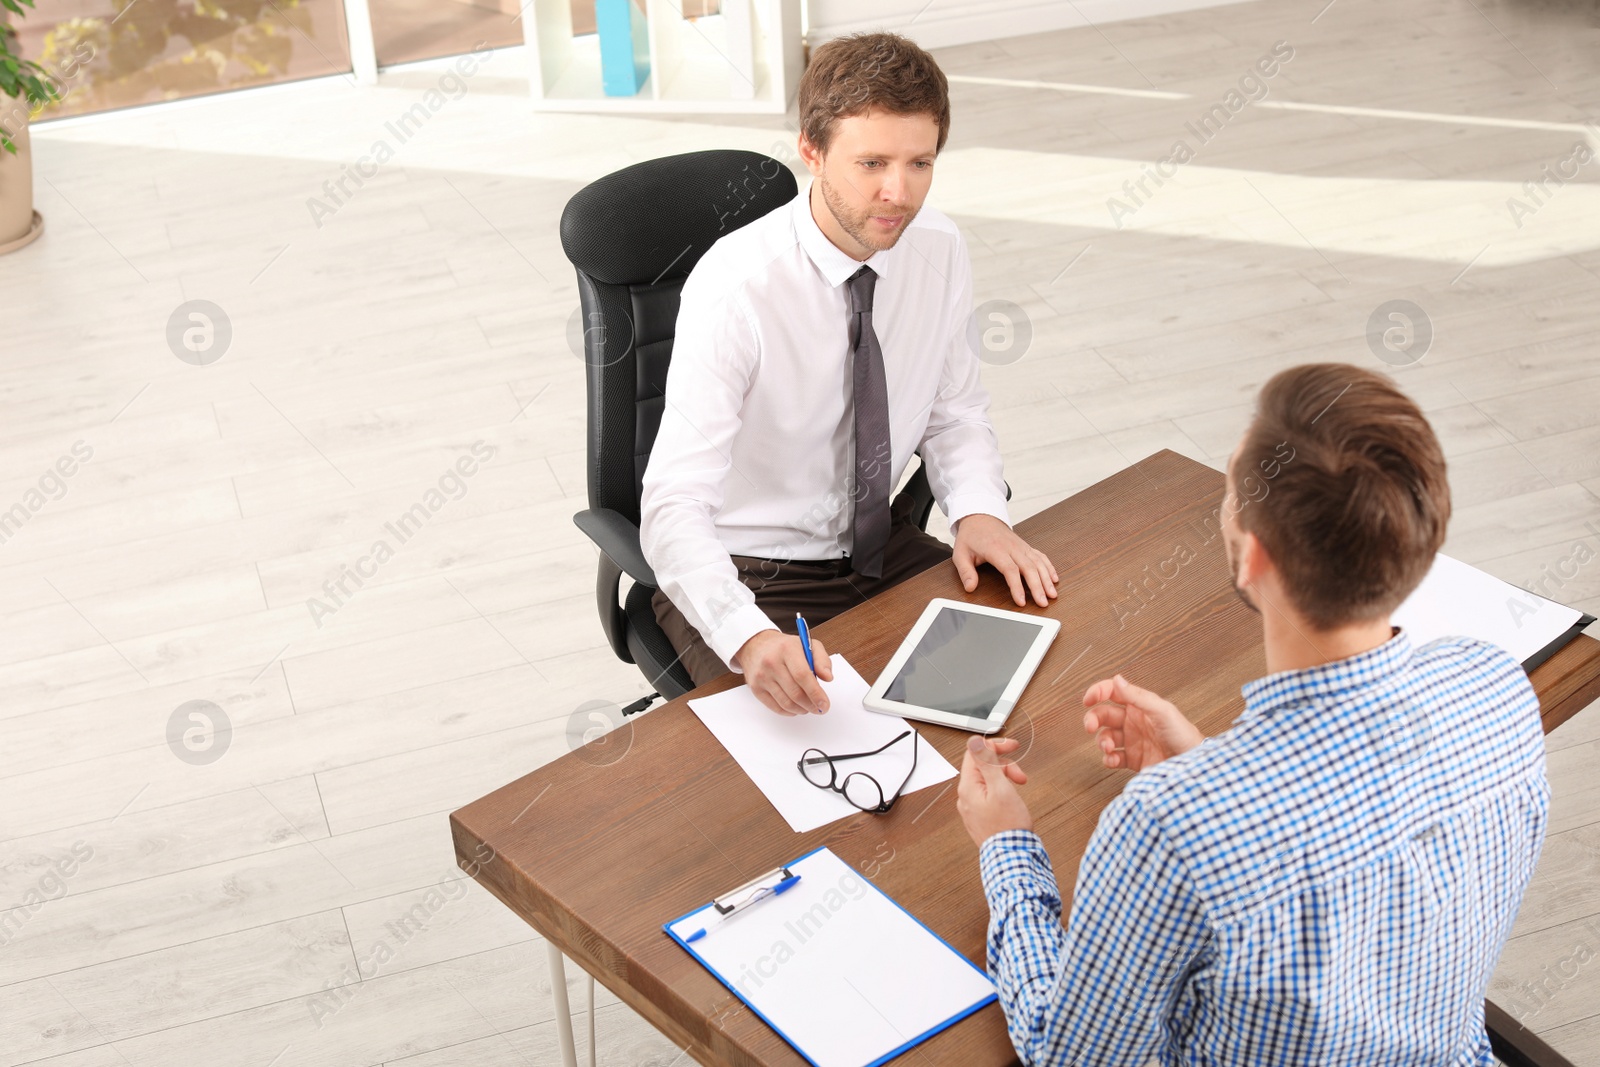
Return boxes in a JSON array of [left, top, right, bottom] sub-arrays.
[[451, 450, 1600, 1067]]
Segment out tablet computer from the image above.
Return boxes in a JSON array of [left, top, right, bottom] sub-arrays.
[[863, 598, 1060, 734]]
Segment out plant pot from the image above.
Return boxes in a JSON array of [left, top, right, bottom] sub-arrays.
[[0, 102, 44, 256]]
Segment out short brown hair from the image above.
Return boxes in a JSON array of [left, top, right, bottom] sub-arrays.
[[1231, 363, 1450, 630], [797, 33, 951, 156]]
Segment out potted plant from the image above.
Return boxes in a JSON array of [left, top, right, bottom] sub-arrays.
[[1, 0, 58, 254]]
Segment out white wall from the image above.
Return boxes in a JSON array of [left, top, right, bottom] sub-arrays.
[[806, 0, 1257, 51]]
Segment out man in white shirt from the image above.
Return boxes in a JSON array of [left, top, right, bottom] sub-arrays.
[[641, 32, 1057, 716]]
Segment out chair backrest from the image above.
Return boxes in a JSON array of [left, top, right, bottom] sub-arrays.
[[560, 150, 799, 526]]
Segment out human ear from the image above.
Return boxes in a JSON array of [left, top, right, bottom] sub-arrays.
[[797, 133, 826, 178], [1234, 530, 1268, 591]]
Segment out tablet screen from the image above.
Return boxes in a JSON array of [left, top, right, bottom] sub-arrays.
[[882, 606, 1045, 720]]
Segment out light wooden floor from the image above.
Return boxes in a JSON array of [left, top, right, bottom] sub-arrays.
[[4, 0, 1600, 1063]]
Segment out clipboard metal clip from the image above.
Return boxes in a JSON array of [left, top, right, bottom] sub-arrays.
[[712, 865, 798, 917]]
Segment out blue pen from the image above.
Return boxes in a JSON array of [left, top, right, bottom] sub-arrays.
[[683, 875, 802, 943], [795, 612, 817, 675]]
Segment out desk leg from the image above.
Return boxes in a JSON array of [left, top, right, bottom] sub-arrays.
[[547, 942, 579, 1067], [587, 974, 597, 1067]]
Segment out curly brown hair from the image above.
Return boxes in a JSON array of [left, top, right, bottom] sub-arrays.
[[797, 32, 951, 156], [1231, 363, 1451, 630]]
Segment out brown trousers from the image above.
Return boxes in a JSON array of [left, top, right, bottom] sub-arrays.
[[652, 494, 954, 688]]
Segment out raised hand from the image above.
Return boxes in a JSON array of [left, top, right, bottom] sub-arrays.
[[1081, 674, 1203, 772], [957, 735, 1033, 846]]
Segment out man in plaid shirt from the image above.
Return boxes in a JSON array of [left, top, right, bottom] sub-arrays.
[[957, 363, 1549, 1065]]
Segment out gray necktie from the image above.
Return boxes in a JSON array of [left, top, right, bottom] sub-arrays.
[[846, 265, 891, 579]]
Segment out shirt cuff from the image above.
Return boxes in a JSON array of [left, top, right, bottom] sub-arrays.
[[978, 829, 1057, 910], [944, 493, 1012, 532], [706, 604, 779, 674]]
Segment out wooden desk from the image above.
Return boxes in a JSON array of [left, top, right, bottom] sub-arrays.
[[451, 450, 1600, 1066]]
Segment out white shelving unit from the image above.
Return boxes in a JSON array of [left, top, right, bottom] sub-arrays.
[[522, 0, 803, 113]]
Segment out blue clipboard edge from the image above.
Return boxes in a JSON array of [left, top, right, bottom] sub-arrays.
[[663, 843, 998, 1067]]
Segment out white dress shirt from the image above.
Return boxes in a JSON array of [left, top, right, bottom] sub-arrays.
[[639, 180, 1011, 671]]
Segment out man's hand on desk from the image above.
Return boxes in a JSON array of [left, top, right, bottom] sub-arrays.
[[952, 514, 1058, 608], [1081, 675, 1203, 773], [734, 630, 834, 716], [957, 736, 1033, 846]]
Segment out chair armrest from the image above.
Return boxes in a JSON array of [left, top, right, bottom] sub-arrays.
[[1486, 1000, 1577, 1067], [574, 509, 658, 588]]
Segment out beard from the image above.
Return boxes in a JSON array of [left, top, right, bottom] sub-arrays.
[[817, 171, 921, 253]]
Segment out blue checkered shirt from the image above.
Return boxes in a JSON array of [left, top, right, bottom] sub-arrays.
[[979, 630, 1549, 1066]]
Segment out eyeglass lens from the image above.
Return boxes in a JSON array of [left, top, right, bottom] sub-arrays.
[[842, 773, 884, 811], [800, 749, 833, 788]]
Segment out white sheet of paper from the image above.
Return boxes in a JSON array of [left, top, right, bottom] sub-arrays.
[[667, 847, 994, 1067], [1393, 552, 1584, 664], [687, 654, 957, 833]]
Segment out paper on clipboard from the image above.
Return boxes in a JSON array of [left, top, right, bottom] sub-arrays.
[[1393, 552, 1586, 665]]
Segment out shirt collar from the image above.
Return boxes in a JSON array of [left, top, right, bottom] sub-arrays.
[[1240, 627, 1413, 722], [793, 179, 895, 287]]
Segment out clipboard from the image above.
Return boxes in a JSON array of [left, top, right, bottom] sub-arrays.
[[1523, 613, 1596, 674], [664, 846, 996, 1067]]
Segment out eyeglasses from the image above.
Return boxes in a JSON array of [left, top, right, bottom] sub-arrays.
[[797, 730, 918, 814]]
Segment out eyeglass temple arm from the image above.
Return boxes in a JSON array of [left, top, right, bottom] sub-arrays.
[[803, 730, 913, 765], [883, 732, 919, 803]]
